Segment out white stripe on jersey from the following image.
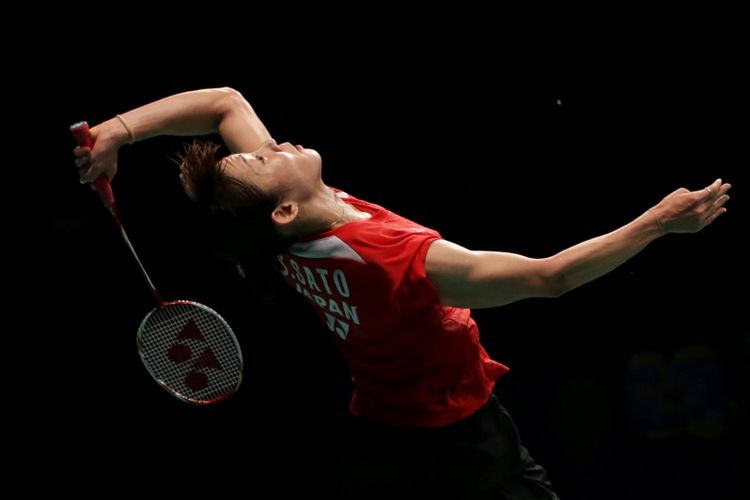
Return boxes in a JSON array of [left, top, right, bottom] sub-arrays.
[[289, 235, 366, 264]]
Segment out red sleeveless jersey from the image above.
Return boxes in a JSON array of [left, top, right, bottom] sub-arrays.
[[277, 189, 509, 427]]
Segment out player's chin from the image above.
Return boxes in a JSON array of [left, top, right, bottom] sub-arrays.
[[304, 147, 322, 163]]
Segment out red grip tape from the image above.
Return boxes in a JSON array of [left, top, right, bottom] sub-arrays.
[[69, 121, 115, 208]]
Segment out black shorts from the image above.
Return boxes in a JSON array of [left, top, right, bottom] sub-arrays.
[[338, 395, 559, 499]]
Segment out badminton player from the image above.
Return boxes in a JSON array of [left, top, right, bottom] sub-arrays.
[[74, 88, 731, 499]]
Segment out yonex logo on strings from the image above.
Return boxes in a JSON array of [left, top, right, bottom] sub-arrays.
[[167, 319, 223, 391]]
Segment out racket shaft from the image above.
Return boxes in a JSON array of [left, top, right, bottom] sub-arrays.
[[117, 224, 163, 305]]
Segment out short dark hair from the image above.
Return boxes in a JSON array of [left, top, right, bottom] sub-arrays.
[[178, 141, 288, 262]]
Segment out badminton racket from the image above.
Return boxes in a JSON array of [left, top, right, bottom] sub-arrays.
[[71, 121, 243, 404]]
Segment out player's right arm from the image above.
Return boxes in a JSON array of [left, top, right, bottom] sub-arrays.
[[74, 88, 272, 183]]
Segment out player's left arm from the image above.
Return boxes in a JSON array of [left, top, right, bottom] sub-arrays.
[[425, 179, 731, 308]]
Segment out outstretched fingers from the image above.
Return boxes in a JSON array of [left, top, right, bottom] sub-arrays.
[[700, 178, 729, 203], [700, 180, 731, 228]]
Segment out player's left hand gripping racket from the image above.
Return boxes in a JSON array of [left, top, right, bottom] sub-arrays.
[[71, 121, 243, 404]]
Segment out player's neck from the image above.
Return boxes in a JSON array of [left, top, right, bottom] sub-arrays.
[[285, 186, 370, 238]]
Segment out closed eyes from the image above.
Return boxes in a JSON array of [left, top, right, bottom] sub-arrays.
[[241, 154, 266, 166]]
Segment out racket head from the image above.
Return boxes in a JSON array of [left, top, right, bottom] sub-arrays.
[[137, 300, 243, 404]]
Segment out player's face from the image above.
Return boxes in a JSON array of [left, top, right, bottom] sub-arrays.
[[222, 139, 323, 201]]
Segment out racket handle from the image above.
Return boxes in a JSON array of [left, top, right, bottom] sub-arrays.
[[70, 121, 115, 208]]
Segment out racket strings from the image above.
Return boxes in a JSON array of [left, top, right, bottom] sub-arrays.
[[138, 302, 242, 403]]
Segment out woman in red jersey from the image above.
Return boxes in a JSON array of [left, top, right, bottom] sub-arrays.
[[74, 88, 731, 499]]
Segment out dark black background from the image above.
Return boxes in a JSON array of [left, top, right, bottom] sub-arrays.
[[36, 20, 747, 499]]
